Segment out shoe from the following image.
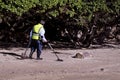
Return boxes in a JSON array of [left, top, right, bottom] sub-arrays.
[[36, 58, 43, 60]]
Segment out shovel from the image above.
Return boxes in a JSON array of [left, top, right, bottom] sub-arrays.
[[48, 43, 63, 62], [21, 38, 31, 59]]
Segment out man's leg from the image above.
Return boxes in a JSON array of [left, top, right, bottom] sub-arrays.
[[29, 47, 35, 59], [36, 40, 43, 60], [29, 40, 36, 59]]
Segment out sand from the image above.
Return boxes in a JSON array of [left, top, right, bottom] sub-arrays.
[[0, 44, 120, 80]]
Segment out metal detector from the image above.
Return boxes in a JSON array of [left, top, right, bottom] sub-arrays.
[[48, 43, 63, 62]]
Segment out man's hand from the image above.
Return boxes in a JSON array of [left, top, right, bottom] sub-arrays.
[[42, 39, 48, 43], [42, 40, 48, 46]]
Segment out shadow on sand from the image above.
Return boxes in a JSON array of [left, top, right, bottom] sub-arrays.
[[0, 52, 25, 60]]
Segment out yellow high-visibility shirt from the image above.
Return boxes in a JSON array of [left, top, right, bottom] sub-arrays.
[[32, 23, 43, 40]]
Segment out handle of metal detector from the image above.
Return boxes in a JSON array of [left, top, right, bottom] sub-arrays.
[[48, 43, 54, 51], [47, 43, 63, 61], [48, 43, 59, 58]]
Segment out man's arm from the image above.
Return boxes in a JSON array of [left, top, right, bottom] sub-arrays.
[[39, 27, 47, 42], [30, 30, 32, 39]]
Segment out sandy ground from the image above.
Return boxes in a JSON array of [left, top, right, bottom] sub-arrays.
[[0, 44, 120, 80]]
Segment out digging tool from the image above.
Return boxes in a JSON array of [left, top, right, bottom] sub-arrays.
[[48, 43, 63, 62], [21, 38, 31, 59]]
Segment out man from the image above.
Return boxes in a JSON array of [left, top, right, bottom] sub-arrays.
[[29, 20, 47, 60]]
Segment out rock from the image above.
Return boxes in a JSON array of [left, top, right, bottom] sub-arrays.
[[72, 52, 92, 59], [72, 52, 84, 59]]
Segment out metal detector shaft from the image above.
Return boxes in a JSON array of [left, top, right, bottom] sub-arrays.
[[48, 43, 61, 59]]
